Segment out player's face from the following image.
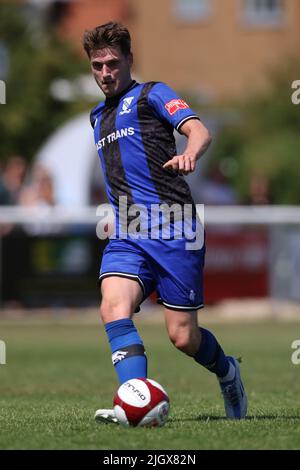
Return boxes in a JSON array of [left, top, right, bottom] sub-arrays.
[[90, 46, 133, 98]]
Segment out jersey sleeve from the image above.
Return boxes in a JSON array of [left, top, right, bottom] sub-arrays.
[[147, 82, 200, 132]]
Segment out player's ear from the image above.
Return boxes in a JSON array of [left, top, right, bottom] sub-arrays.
[[128, 52, 133, 68]]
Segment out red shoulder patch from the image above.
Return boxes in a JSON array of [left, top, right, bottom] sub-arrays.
[[165, 99, 190, 115]]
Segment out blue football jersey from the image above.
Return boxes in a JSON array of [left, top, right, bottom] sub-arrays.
[[90, 81, 200, 212]]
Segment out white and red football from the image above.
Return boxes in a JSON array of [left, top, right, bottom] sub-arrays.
[[113, 378, 170, 427]]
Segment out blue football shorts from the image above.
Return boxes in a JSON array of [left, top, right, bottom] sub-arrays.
[[99, 237, 205, 311]]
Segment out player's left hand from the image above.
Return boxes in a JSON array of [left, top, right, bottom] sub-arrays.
[[162, 154, 196, 176]]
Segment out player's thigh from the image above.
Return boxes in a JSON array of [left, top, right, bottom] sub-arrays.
[[100, 276, 144, 324]]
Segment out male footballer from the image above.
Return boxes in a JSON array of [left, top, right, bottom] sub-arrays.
[[83, 21, 247, 422]]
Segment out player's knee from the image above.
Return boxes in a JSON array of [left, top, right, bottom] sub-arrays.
[[99, 297, 134, 323], [168, 329, 197, 356]]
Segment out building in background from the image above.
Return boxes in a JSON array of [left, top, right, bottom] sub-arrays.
[[130, 0, 300, 100]]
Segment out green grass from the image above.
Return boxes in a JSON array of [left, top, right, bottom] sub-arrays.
[[0, 317, 300, 449]]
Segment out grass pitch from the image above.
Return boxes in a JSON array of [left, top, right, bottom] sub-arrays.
[[0, 314, 299, 450]]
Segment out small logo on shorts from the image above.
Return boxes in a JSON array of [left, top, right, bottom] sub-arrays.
[[189, 290, 195, 302]]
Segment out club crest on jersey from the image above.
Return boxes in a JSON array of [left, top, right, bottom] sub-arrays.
[[120, 96, 134, 115], [165, 99, 189, 115]]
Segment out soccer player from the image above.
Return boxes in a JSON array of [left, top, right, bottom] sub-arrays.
[[82, 22, 247, 422]]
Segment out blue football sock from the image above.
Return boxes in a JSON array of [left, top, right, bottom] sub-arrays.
[[105, 318, 147, 384], [193, 327, 230, 378]]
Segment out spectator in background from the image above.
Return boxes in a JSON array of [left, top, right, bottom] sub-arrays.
[[0, 156, 27, 205], [19, 164, 55, 208], [19, 164, 62, 235], [247, 173, 272, 205], [201, 165, 238, 205]]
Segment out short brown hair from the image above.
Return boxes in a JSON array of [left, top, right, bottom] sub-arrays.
[[82, 21, 131, 58]]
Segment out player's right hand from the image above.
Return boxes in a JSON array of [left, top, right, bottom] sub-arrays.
[[162, 153, 196, 176]]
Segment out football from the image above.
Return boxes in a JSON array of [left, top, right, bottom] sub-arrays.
[[113, 378, 170, 427]]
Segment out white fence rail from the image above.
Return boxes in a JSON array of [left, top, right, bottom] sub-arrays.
[[0, 205, 300, 225]]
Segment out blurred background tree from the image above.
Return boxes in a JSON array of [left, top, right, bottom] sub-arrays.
[[0, 2, 90, 163], [207, 61, 300, 205]]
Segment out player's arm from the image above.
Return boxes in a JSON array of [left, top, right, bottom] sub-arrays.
[[163, 119, 212, 175]]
